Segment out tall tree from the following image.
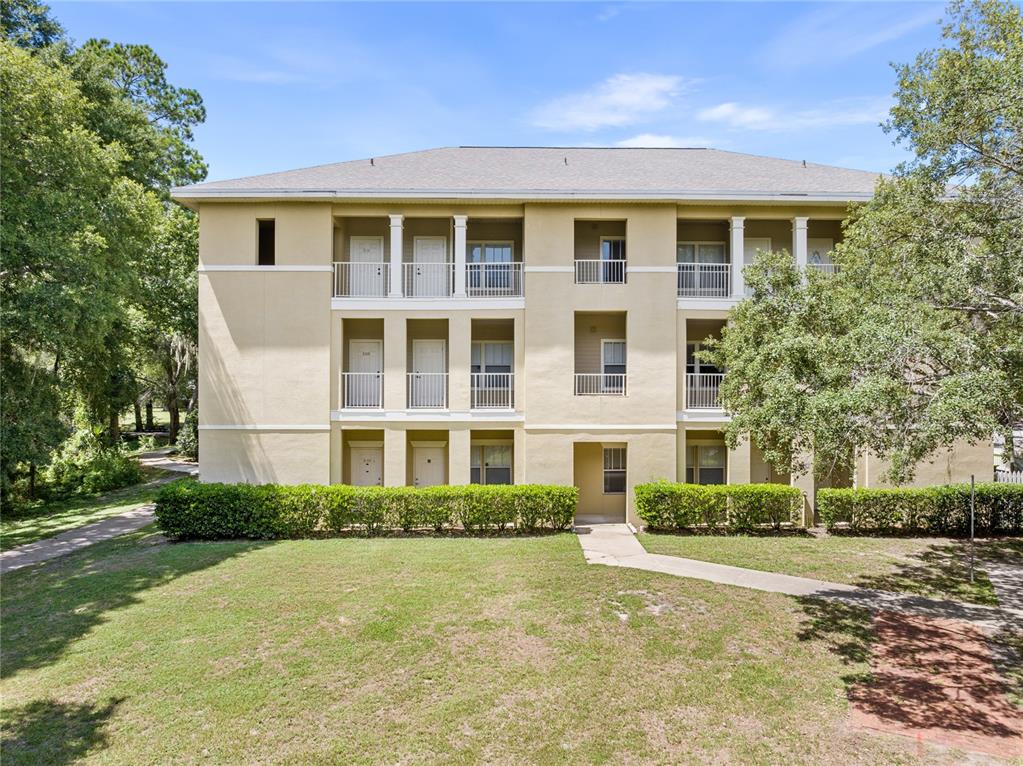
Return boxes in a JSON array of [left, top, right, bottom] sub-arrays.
[[709, 0, 1023, 482]]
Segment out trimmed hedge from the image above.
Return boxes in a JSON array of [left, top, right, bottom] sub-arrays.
[[818, 484, 1023, 536], [155, 482, 578, 540], [635, 481, 802, 532]]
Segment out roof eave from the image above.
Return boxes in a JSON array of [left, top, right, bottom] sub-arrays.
[[170, 187, 874, 205]]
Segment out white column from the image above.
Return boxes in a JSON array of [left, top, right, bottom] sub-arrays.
[[729, 216, 745, 297], [453, 214, 467, 297], [792, 217, 809, 271], [388, 214, 403, 297]]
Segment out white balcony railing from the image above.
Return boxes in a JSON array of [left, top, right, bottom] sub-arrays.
[[403, 262, 454, 297], [333, 262, 388, 297], [341, 372, 383, 408], [807, 262, 840, 276], [466, 263, 523, 297], [471, 373, 514, 409], [407, 372, 448, 408], [574, 373, 627, 396], [677, 263, 731, 297], [686, 373, 723, 409], [575, 259, 626, 284]]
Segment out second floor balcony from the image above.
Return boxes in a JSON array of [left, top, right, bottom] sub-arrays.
[[686, 372, 723, 409]]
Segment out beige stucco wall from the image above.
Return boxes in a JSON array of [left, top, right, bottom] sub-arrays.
[[858, 439, 994, 487]]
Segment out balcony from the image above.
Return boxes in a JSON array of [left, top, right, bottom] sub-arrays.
[[403, 262, 454, 298], [807, 262, 839, 275], [341, 372, 383, 409], [333, 262, 388, 298], [471, 373, 514, 409], [575, 259, 626, 284], [677, 263, 730, 297], [686, 372, 723, 409], [466, 263, 523, 297], [574, 373, 627, 396], [407, 372, 448, 408]]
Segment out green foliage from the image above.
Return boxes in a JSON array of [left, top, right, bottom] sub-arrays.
[[818, 484, 1023, 536], [175, 410, 198, 460], [709, 1, 1023, 484], [43, 429, 143, 496], [635, 482, 801, 532], [1, 0, 63, 49], [155, 483, 579, 540]]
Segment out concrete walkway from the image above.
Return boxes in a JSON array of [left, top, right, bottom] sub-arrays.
[[0, 451, 197, 575], [575, 524, 1023, 633]]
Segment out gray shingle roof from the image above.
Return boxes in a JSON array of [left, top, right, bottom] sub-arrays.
[[172, 146, 879, 202]]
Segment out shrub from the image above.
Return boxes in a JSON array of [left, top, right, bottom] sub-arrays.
[[44, 429, 143, 496], [635, 481, 801, 532], [176, 410, 198, 460], [155, 482, 579, 540], [818, 484, 1023, 536]]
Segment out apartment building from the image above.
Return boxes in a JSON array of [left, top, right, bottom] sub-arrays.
[[172, 147, 992, 526]]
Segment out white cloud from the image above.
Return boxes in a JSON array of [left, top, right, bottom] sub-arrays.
[[531, 73, 689, 132], [697, 98, 890, 132], [615, 133, 716, 148], [763, 5, 941, 70]]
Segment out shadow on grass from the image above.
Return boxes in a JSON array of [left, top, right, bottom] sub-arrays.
[[846, 541, 998, 606], [0, 532, 266, 680], [642, 527, 814, 538], [0, 697, 123, 766]]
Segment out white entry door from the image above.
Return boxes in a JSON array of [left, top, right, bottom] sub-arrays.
[[349, 237, 385, 296], [412, 445, 446, 487], [350, 446, 383, 486], [412, 237, 449, 297], [743, 238, 772, 295], [348, 340, 382, 407], [411, 339, 446, 407]]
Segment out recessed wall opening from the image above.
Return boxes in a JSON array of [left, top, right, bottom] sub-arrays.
[[407, 319, 449, 409], [341, 318, 384, 409], [407, 429, 449, 487], [685, 319, 726, 409], [683, 429, 727, 485], [677, 220, 729, 297], [573, 219, 626, 283], [574, 311, 627, 395], [471, 319, 515, 409], [573, 441, 626, 522], [341, 429, 384, 486], [470, 429, 514, 485], [257, 219, 275, 266]]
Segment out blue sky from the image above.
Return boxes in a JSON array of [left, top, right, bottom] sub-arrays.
[[52, 2, 950, 182]]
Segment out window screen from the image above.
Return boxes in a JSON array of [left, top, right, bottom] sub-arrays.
[[603, 447, 627, 494]]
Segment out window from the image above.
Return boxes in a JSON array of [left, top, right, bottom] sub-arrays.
[[471, 444, 512, 485], [471, 342, 513, 375], [468, 242, 513, 263], [601, 340, 626, 393], [676, 242, 727, 264], [686, 342, 720, 376], [257, 219, 275, 266], [600, 237, 626, 283], [686, 445, 726, 485], [603, 447, 627, 494]]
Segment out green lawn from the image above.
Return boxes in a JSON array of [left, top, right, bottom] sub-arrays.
[[0, 531, 949, 765], [0, 471, 186, 551], [638, 533, 1000, 606]]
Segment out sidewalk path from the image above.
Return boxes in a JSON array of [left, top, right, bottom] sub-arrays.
[[0, 451, 197, 575], [575, 524, 1023, 633]]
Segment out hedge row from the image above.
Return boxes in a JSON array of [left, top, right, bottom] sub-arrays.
[[635, 481, 802, 532], [817, 484, 1023, 536], [154, 482, 578, 539]]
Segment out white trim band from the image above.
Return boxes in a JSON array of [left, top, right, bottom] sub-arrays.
[[199, 424, 331, 431], [524, 424, 677, 432], [332, 410, 524, 423], [198, 265, 333, 272], [332, 297, 525, 311], [626, 266, 676, 273], [523, 266, 574, 273]]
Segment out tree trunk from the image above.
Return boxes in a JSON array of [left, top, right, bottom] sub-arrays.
[[145, 400, 154, 431], [168, 400, 180, 443], [28, 462, 36, 500], [108, 410, 120, 447], [133, 400, 143, 432]]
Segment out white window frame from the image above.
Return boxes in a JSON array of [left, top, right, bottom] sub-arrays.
[[471, 341, 514, 374], [685, 442, 728, 485], [676, 240, 729, 263], [467, 240, 514, 263], [686, 341, 719, 375], [599, 236, 626, 262], [602, 446, 627, 495]]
